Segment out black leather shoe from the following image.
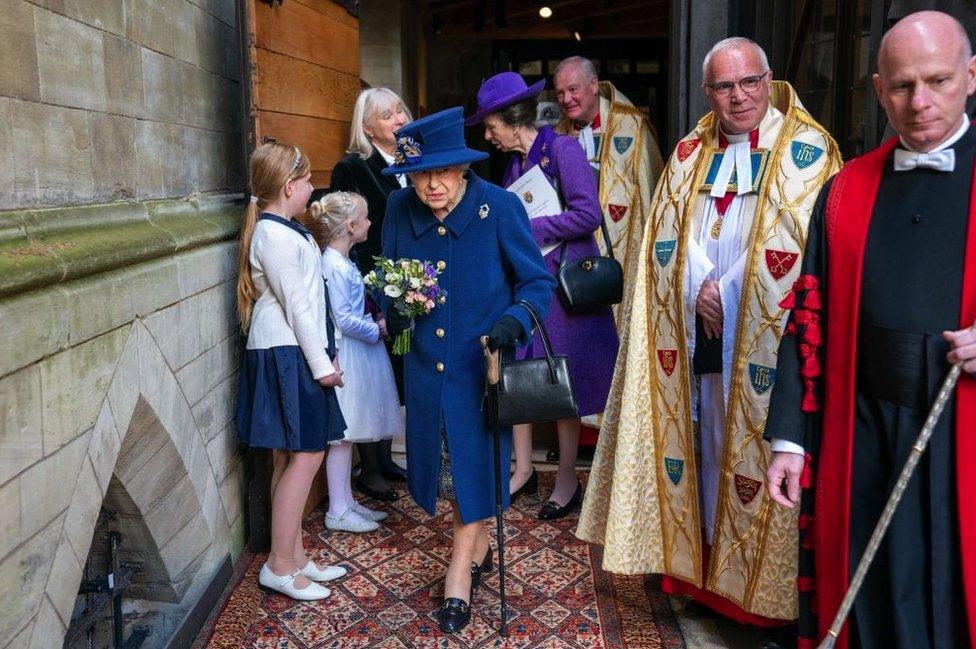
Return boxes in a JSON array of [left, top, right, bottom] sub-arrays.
[[538, 481, 582, 520], [470, 547, 493, 588], [354, 479, 397, 502], [437, 597, 471, 633], [509, 468, 539, 503], [381, 463, 408, 483]]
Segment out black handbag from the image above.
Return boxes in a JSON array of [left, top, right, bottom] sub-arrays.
[[494, 301, 579, 427], [556, 216, 623, 311]]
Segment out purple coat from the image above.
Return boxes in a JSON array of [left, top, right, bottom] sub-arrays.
[[502, 126, 618, 417]]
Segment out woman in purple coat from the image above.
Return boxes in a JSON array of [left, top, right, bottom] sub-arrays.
[[466, 72, 619, 520]]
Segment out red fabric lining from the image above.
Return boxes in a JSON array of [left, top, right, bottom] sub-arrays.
[[815, 129, 976, 648]]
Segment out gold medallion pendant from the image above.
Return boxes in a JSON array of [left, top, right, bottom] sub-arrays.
[[710, 216, 724, 240]]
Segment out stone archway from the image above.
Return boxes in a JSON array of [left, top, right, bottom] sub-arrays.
[[11, 319, 242, 648]]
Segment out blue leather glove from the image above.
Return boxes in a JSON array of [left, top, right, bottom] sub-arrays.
[[486, 315, 524, 352]]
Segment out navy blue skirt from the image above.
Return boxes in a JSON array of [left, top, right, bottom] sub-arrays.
[[236, 346, 347, 451]]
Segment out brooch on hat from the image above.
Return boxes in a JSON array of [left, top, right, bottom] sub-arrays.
[[394, 134, 424, 166], [479, 204, 490, 219]]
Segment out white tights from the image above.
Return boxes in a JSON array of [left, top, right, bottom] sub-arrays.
[[325, 441, 356, 518]]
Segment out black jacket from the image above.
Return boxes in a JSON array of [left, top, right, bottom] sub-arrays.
[[328, 150, 403, 275]]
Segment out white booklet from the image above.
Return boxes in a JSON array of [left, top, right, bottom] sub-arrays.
[[506, 164, 561, 256]]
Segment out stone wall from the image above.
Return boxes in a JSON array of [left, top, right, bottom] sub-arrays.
[[0, 1, 246, 647], [0, 0, 243, 210]]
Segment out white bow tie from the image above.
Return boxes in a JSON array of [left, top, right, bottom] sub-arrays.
[[893, 148, 955, 172]]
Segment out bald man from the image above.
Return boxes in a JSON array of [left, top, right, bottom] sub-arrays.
[[766, 10, 976, 649]]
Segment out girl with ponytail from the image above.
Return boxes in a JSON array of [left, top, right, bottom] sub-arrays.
[[235, 143, 347, 601], [310, 192, 403, 533]]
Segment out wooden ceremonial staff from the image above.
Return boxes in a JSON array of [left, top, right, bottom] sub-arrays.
[[817, 323, 975, 648], [481, 336, 509, 637]]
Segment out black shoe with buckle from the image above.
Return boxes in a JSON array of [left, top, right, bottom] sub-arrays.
[[354, 479, 397, 502], [538, 481, 583, 520], [470, 547, 493, 588], [438, 597, 471, 633]]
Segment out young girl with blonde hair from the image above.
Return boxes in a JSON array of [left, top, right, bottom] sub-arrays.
[[310, 191, 403, 532], [235, 142, 347, 600]]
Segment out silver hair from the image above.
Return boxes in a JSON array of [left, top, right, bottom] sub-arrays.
[[348, 88, 414, 159], [701, 37, 770, 83], [554, 55, 598, 81]]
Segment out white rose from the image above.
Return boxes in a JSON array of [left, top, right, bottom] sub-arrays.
[[384, 285, 403, 298], [409, 278, 421, 289]]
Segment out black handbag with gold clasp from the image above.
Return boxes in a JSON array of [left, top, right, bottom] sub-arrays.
[[494, 301, 578, 427], [556, 216, 623, 311]]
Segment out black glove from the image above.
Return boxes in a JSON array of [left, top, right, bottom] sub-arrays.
[[486, 315, 524, 352], [386, 307, 412, 335]]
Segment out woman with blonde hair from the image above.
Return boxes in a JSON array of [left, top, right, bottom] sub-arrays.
[[330, 87, 413, 499], [236, 142, 347, 600], [309, 191, 403, 533]]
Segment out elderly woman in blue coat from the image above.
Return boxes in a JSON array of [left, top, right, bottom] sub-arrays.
[[381, 107, 554, 633]]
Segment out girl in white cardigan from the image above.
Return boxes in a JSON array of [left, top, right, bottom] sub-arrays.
[[311, 192, 403, 533], [235, 143, 347, 601]]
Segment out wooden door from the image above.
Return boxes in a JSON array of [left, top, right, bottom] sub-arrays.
[[240, 1, 361, 540], [243, 0, 361, 188]]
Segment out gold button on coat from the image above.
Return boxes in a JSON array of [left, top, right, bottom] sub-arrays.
[[436, 362, 445, 372], [435, 328, 445, 338], [437, 226, 447, 235], [436, 260, 446, 270]]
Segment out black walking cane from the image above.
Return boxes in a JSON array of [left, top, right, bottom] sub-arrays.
[[481, 336, 509, 637]]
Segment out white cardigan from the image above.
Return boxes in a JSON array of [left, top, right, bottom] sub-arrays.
[[245, 216, 336, 379]]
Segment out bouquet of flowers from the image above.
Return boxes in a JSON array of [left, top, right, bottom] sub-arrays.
[[363, 257, 447, 355]]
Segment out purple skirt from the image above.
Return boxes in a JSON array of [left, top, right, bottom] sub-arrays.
[[517, 254, 619, 417]]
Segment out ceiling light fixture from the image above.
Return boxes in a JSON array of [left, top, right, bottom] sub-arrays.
[[539, 6, 553, 18], [573, 30, 581, 42]]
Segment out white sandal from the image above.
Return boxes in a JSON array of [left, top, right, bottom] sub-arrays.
[[325, 507, 380, 533], [259, 564, 331, 600], [352, 502, 388, 522], [300, 560, 347, 582]]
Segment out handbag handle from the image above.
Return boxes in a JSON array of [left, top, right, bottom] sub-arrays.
[[515, 300, 561, 384], [558, 214, 615, 270]]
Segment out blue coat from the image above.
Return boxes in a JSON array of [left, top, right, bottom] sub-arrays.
[[381, 172, 555, 523]]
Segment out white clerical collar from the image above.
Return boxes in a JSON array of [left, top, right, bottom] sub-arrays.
[[721, 130, 750, 144], [899, 118, 970, 153], [377, 147, 407, 187]]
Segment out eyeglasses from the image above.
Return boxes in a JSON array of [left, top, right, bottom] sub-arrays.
[[704, 71, 771, 96]]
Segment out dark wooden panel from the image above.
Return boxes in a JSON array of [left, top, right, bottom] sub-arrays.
[[253, 48, 360, 121], [255, 110, 349, 177], [294, 0, 359, 29], [254, 0, 359, 75]]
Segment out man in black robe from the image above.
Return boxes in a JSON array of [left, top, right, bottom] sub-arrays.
[[764, 11, 976, 649]]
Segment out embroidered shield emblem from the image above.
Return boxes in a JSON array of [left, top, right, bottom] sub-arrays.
[[665, 457, 684, 485], [764, 249, 799, 281], [657, 349, 678, 376], [608, 204, 627, 222], [654, 239, 676, 267], [613, 136, 633, 154], [748, 362, 776, 395], [790, 141, 824, 170], [677, 137, 700, 162], [734, 474, 762, 505]]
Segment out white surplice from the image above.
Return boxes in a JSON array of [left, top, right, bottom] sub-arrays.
[[683, 129, 753, 544]]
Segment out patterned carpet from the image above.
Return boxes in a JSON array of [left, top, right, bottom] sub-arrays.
[[193, 472, 685, 648]]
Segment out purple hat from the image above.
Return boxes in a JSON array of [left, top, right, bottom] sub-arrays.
[[464, 72, 546, 126]]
